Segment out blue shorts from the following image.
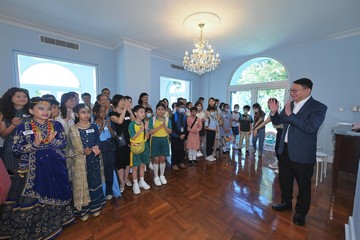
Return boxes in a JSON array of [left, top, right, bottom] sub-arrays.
[[232, 126, 239, 136]]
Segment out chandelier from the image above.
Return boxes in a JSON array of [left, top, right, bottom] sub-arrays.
[[183, 23, 220, 75]]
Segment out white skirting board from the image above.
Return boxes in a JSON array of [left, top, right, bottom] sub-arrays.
[[345, 216, 356, 240], [345, 160, 360, 240]]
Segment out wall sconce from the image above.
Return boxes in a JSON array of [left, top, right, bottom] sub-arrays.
[[352, 106, 360, 112]]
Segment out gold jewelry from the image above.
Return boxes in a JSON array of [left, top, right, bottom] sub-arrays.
[[76, 122, 91, 129]]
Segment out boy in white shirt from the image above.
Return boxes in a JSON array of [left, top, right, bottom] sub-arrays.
[[231, 104, 241, 149]]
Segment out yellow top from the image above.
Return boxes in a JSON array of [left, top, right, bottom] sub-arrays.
[[150, 117, 169, 137]]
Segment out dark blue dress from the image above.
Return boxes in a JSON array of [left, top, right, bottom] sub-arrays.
[[0, 120, 74, 240], [73, 123, 106, 217]]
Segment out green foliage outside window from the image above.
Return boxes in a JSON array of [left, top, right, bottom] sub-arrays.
[[236, 59, 288, 85]]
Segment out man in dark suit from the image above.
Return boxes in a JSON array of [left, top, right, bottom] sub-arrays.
[[268, 78, 327, 226]]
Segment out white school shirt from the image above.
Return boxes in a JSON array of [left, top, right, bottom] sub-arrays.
[[231, 112, 240, 127]]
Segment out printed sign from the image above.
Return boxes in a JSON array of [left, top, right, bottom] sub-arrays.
[[264, 131, 276, 151]]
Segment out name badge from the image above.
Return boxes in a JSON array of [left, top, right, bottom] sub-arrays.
[[86, 129, 95, 134], [23, 130, 34, 135], [125, 116, 131, 120]]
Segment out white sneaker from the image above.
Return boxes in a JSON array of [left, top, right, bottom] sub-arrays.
[[125, 179, 132, 187], [149, 162, 154, 170], [106, 195, 113, 200], [139, 180, 150, 190], [269, 163, 279, 169], [206, 156, 216, 161], [160, 176, 167, 185], [133, 182, 141, 194], [154, 176, 162, 186], [274, 169, 279, 174], [196, 151, 203, 157]]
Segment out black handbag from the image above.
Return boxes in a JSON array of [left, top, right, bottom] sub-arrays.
[[116, 133, 127, 148]]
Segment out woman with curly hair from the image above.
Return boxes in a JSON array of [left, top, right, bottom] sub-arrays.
[[0, 87, 30, 175]]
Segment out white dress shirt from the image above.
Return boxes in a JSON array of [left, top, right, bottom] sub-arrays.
[[284, 96, 311, 143]]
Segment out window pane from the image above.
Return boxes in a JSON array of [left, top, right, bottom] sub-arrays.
[[160, 76, 190, 105], [230, 57, 288, 86], [256, 88, 285, 116], [230, 90, 251, 110], [15, 52, 97, 102], [257, 88, 286, 139]]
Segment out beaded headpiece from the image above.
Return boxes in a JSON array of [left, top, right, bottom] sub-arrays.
[[31, 100, 51, 107]]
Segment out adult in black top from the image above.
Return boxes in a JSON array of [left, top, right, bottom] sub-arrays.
[[251, 103, 266, 157], [109, 94, 135, 192]]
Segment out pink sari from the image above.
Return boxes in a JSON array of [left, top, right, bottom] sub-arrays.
[[0, 158, 11, 204]]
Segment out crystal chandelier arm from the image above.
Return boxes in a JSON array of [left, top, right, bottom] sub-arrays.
[[183, 22, 220, 75]]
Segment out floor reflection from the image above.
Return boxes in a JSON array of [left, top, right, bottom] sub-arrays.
[[217, 148, 279, 221]]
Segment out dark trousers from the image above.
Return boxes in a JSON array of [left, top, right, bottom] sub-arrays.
[[206, 130, 216, 156], [278, 143, 314, 216], [100, 141, 116, 196], [275, 129, 282, 159], [171, 137, 185, 166]]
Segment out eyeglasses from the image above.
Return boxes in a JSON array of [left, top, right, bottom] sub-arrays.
[[288, 88, 304, 93]]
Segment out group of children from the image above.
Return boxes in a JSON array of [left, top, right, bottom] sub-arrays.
[[205, 102, 255, 160], [0, 86, 271, 239]]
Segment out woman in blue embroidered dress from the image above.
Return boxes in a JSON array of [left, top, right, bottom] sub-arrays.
[[68, 104, 106, 221], [0, 97, 74, 239]]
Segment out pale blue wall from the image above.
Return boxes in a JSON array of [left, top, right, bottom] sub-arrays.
[[0, 22, 115, 96], [0, 21, 200, 107], [200, 35, 360, 156], [115, 43, 152, 101], [150, 56, 200, 108]]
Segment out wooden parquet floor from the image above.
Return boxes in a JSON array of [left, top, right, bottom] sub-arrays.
[[58, 150, 356, 240]]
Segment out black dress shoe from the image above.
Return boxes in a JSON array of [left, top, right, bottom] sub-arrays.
[[293, 213, 305, 226], [271, 202, 292, 211]]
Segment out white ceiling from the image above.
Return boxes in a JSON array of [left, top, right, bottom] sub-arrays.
[[1, 0, 360, 61]]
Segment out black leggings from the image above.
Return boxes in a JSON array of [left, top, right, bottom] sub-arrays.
[[206, 130, 216, 156], [170, 137, 185, 166]]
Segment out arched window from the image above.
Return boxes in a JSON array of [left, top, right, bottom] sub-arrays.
[[160, 76, 190, 105], [229, 57, 289, 114], [22, 63, 80, 87], [228, 57, 289, 151], [15, 52, 97, 102]]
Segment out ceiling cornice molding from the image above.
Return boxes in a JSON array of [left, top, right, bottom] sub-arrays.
[[114, 37, 156, 52], [0, 14, 113, 49], [152, 52, 182, 65], [327, 27, 360, 40]]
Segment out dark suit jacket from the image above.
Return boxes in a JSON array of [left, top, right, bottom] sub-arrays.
[[270, 97, 327, 164]]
